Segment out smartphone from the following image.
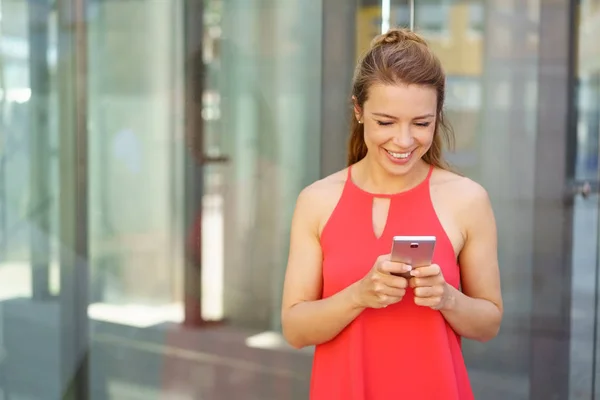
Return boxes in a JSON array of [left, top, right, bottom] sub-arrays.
[[390, 236, 436, 278]]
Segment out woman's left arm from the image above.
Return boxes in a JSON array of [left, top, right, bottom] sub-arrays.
[[411, 183, 503, 342]]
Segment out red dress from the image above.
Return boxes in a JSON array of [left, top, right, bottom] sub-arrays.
[[310, 165, 474, 400]]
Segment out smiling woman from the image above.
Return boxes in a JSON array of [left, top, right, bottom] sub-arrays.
[[357, 83, 437, 172], [281, 27, 503, 400], [348, 28, 454, 170]]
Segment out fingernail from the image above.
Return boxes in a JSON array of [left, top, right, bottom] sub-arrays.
[[410, 270, 418, 276], [405, 265, 412, 272]]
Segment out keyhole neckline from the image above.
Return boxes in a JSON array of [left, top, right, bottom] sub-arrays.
[[346, 163, 434, 199]]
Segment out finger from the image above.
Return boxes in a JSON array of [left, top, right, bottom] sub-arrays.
[[413, 286, 443, 298], [379, 260, 412, 275], [379, 294, 403, 307], [414, 296, 441, 308], [374, 283, 406, 298], [385, 295, 403, 305], [377, 253, 391, 262], [410, 264, 441, 278], [411, 276, 439, 288], [383, 287, 406, 298], [381, 275, 408, 289]]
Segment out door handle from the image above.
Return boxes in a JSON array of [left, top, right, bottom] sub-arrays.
[[202, 155, 229, 164], [567, 180, 599, 199]]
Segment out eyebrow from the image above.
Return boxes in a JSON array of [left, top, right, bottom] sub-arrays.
[[372, 112, 435, 120]]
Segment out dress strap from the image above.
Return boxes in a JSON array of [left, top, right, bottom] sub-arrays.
[[344, 164, 356, 193], [425, 164, 435, 181]]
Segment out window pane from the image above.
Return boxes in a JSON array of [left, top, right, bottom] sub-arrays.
[[87, 0, 185, 315], [571, 0, 600, 398], [0, 1, 68, 398], [415, 1, 540, 398]]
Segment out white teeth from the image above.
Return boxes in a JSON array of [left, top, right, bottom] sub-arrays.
[[386, 149, 411, 159]]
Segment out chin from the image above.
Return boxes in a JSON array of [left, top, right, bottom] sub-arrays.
[[383, 162, 412, 176]]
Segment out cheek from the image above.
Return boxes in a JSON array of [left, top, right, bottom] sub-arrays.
[[363, 125, 390, 146], [415, 127, 436, 145]]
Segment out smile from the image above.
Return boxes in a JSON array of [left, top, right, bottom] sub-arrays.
[[385, 149, 412, 159]]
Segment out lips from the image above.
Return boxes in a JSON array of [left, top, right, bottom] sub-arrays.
[[385, 149, 412, 159], [383, 148, 414, 165]]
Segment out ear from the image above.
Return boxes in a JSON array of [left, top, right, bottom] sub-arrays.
[[352, 96, 362, 122]]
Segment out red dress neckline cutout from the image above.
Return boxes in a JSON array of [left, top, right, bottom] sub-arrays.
[[346, 163, 435, 198]]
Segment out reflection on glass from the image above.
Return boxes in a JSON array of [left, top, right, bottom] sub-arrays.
[[217, 0, 323, 331], [87, 0, 185, 322], [356, 0, 410, 56], [0, 0, 60, 302], [569, 0, 600, 399], [0, 0, 62, 398], [575, 0, 600, 181], [416, 2, 450, 34], [416, 1, 539, 399], [87, 0, 323, 397]]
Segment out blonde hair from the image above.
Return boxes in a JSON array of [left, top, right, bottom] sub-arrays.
[[347, 28, 454, 168]]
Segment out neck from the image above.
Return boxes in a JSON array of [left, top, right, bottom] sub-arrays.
[[353, 156, 430, 195]]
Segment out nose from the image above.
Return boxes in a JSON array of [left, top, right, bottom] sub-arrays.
[[392, 125, 414, 148]]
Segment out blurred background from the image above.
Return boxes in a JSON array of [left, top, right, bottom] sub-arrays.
[[0, 0, 598, 399]]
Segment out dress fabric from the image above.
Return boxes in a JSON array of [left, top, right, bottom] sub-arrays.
[[310, 165, 474, 400]]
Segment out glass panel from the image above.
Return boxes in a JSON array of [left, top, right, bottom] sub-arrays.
[[0, 0, 64, 397], [86, 0, 186, 397], [87, 0, 185, 313], [87, 0, 323, 398], [0, 0, 59, 300], [217, 0, 323, 331], [571, 0, 600, 398], [357, 0, 411, 55], [3, 0, 325, 397], [413, 1, 540, 398]]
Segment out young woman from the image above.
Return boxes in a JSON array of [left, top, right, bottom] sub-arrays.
[[281, 28, 502, 399]]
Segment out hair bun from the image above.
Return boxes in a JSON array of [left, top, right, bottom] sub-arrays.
[[370, 28, 427, 48]]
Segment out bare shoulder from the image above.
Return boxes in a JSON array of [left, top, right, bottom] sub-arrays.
[[431, 168, 490, 208], [295, 169, 348, 235], [431, 168, 495, 243]]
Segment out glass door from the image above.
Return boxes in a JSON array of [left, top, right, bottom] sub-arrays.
[[569, 0, 600, 398], [0, 0, 89, 398], [583, 2, 600, 398]]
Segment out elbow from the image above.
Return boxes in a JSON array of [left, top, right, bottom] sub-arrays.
[[475, 309, 503, 343], [284, 335, 307, 350], [281, 311, 308, 350], [282, 326, 309, 349], [476, 326, 500, 343]]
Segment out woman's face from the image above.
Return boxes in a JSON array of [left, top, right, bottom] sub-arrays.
[[355, 83, 437, 175]]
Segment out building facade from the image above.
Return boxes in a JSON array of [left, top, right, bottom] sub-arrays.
[[0, 0, 598, 399]]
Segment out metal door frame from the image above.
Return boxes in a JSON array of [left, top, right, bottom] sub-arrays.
[[529, 0, 578, 398], [57, 0, 90, 398], [182, 0, 205, 327]]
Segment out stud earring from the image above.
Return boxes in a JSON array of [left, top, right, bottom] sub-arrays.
[[358, 120, 363, 124]]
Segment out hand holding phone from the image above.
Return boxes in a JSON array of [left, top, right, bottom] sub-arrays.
[[352, 254, 412, 309], [390, 236, 436, 278], [409, 263, 451, 310], [389, 236, 451, 310]]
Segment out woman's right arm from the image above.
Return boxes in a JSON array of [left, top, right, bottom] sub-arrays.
[[280, 185, 366, 349]]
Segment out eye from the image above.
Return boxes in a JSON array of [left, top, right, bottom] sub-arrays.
[[376, 121, 393, 126], [415, 122, 431, 127]]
